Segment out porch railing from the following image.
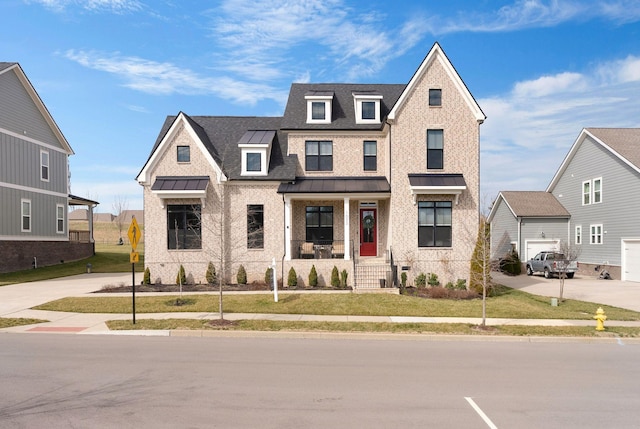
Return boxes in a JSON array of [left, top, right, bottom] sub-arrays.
[[291, 239, 349, 260], [69, 230, 91, 243]]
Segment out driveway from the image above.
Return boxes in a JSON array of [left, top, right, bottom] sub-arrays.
[[493, 271, 640, 312]]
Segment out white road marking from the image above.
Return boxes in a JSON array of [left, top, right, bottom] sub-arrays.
[[465, 397, 498, 429]]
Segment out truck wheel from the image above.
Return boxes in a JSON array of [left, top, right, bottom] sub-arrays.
[[544, 268, 551, 279], [566, 272, 574, 279], [526, 266, 533, 276]]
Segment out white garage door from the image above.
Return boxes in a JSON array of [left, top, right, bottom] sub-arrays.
[[525, 240, 559, 262], [622, 239, 640, 282]]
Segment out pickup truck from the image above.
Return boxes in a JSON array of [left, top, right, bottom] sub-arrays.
[[526, 251, 578, 279]]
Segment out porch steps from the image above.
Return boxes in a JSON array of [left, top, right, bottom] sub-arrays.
[[354, 258, 395, 291]]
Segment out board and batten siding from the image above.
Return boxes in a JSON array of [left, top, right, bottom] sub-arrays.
[[490, 198, 518, 259], [0, 187, 67, 238], [0, 68, 61, 147], [551, 136, 640, 266]]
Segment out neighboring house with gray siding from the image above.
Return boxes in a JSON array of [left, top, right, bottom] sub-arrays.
[[0, 62, 97, 272], [547, 128, 640, 281], [137, 43, 485, 288], [488, 191, 571, 262]]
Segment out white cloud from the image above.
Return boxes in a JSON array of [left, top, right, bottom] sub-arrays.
[[26, 0, 142, 13], [479, 54, 640, 209]]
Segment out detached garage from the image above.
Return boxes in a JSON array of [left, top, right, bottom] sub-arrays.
[[525, 239, 560, 263], [622, 239, 640, 282]]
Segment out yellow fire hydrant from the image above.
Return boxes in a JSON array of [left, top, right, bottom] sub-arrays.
[[594, 307, 607, 331]]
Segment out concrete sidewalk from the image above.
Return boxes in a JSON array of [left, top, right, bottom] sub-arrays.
[[2, 272, 640, 336]]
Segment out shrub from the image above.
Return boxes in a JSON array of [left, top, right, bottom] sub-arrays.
[[287, 267, 298, 287], [265, 267, 273, 286], [236, 265, 247, 285], [176, 265, 186, 285], [143, 267, 151, 285], [455, 278, 467, 290], [401, 272, 407, 288], [445, 281, 454, 290], [331, 266, 340, 288], [415, 273, 427, 288], [309, 265, 318, 287], [206, 262, 216, 285], [500, 250, 522, 276], [428, 273, 439, 287], [340, 269, 348, 288]]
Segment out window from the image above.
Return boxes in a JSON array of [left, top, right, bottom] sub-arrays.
[[363, 141, 377, 171], [427, 129, 444, 169], [305, 141, 333, 171], [575, 225, 582, 245], [361, 101, 376, 120], [593, 178, 602, 203], [306, 206, 333, 243], [247, 205, 264, 249], [177, 146, 190, 163], [21, 199, 31, 232], [167, 204, 201, 249], [40, 150, 49, 181], [56, 204, 65, 234], [590, 224, 602, 244], [311, 102, 326, 120], [246, 153, 261, 172], [582, 181, 590, 205], [418, 201, 452, 247], [429, 89, 442, 106]]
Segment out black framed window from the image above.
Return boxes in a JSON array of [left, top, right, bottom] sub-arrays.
[[246, 153, 261, 172], [427, 129, 443, 169], [306, 206, 333, 243], [364, 140, 377, 171], [305, 141, 333, 171], [429, 89, 442, 106], [247, 204, 264, 249], [167, 204, 201, 249], [418, 201, 452, 247], [177, 146, 190, 163], [361, 101, 376, 120], [311, 102, 326, 120]]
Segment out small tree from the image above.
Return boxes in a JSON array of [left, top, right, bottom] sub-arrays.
[[237, 265, 247, 285], [401, 272, 407, 288], [557, 241, 581, 302], [340, 269, 348, 289], [469, 217, 492, 327], [206, 262, 217, 285], [112, 195, 129, 242], [265, 267, 273, 286], [330, 266, 340, 288], [176, 264, 186, 286], [287, 267, 298, 288], [143, 267, 151, 285], [309, 265, 318, 287]]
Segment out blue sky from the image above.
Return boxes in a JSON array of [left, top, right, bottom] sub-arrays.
[[3, 0, 640, 212]]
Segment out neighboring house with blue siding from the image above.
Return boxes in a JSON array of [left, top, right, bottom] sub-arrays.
[[0, 62, 98, 273], [547, 128, 640, 282], [488, 191, 571, 262]]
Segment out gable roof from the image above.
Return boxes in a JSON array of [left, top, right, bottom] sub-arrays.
[[0, 62, 73, 154], [547, 128, 640, 192], [137, 113, 297, 184], [488, 191, 570, 221], [281, 83, 405, 131], [388, 42, 485, 123]]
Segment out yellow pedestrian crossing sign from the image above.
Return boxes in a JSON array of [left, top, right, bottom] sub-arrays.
[[128, 216, 141, 251], [130, 252, 139, 263]]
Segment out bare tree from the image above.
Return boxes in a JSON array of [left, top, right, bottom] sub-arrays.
[[469, 216, 494, 327], [112, 196, 129, 242], [556, 240, 581, 302]]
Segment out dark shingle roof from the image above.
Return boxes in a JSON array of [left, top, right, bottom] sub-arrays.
[[586, 128, 640, 169], [150, 115, 297, 181], [500, 191, 570, 217], [0, 62, 17, 73], [281, 83, 406, 130]]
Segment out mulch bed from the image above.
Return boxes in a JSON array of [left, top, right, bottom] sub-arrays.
[[95, 283, 271, 293]]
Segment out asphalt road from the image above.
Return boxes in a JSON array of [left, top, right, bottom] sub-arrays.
[[1, 335, 639, 428]]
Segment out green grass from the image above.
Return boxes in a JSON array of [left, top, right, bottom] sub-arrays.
[[0, 318, 48, 328], [33, 289, 640, 321], [0, 243, 144, 286], [105, 319, 640, 337]]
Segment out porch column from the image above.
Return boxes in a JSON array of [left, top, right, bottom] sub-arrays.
[[88, 204, 95, 243], [343, 197, 350, 260], [284, 196, 292, 261]]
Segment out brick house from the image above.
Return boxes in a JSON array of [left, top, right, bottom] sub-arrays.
[[136, 42, 485, 288]]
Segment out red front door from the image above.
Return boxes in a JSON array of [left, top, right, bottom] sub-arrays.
[[360, 208, 377, 257]]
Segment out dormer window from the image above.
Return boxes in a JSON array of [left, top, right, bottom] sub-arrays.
[[238, 130, 276, 176], [353, 92, 382, 124], [305, 91, 333, 124]]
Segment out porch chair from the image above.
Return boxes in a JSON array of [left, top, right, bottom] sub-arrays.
[[331, 242, 344, 259], [300, 242, 315, 259]]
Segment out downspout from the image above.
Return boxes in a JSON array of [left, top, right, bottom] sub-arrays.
[[517, 217, 522, 258], [281, 193, 286, 289]]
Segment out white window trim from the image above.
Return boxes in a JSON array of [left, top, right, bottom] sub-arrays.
[[21, 199, 31, 232], [582, 180, 591, 205], [305, 95, 332, 124], [56, 204, 65, 234], [593, 177, 602, 204], [590, 224, 603, 245], [575, 225, 582, 245], [40, 149, 49, 182], [353, 94, 382, 124], [240, 146, 268, 176]]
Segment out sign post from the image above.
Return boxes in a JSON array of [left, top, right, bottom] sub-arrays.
[[128, 216, 141, 324]]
